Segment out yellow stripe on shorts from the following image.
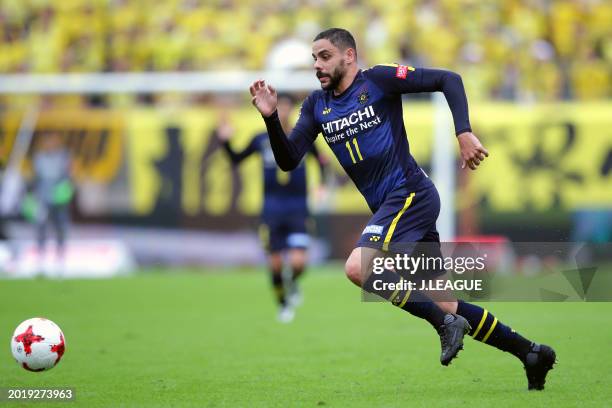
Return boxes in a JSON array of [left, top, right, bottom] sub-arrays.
[[382, 192, 415, 252]]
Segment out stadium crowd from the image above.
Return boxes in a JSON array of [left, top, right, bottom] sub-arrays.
[[0, 0, 610, 101]]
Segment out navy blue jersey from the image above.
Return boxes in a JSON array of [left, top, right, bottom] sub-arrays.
[[263, 65, 471, 213], [222, 132, 321, 218]]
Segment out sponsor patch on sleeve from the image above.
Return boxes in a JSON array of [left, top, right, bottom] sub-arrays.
[[395, 65, 415, 79], [362, 225, 384, 235]]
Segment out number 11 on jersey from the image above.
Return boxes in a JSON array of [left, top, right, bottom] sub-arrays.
[[345, 138, 364, 164]]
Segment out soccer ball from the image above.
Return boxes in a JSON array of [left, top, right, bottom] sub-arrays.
[[10, 318, 66, 372]]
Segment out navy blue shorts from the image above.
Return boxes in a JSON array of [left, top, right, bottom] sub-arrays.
[[260, 214, 310, 253], [357, 181, 441, 252]]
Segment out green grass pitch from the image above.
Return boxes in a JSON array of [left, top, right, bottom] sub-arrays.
[[1, 266, 611, 407]]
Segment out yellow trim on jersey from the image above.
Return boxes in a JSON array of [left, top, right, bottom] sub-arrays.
[[382, 192, 415, 252], [363, 63, 397, 73], [472, 309, 489, 338], [482, 317, 498, 343]]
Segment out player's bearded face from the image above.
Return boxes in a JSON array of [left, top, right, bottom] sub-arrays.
[[317, 60, 346, 91], [312, 39, 349, 91]]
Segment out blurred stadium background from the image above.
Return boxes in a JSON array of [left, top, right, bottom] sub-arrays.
[[0, 0, 610, 276]]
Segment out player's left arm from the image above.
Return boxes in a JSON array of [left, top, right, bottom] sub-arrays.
[[367, 65, 489, 170]]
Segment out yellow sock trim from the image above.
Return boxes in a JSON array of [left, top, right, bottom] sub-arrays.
[[471, 309, 489, 338], [397, 290, 412, 308], [481, 317, 498, 343], [388, 278, 403, 303]]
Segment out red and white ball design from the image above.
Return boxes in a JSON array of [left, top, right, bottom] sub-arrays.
[[11, 318, 66, 372]]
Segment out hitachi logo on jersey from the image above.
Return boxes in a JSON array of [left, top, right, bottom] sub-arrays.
[[321, 105, 376, 134]]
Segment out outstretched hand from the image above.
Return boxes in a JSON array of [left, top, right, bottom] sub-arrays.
[[215, 112, 233, 142], [216, 123, 233, 142], [249, 80, 277, 118], [457, 132, 489, 170]]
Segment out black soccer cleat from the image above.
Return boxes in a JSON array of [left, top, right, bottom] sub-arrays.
[[523, 343, 556, 391], [437, 314, 471, 366]]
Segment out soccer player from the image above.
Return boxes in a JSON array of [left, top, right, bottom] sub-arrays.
[[249, 28, 556, 389], [30, 133, 73, 263], [216, 94, 327, 323]]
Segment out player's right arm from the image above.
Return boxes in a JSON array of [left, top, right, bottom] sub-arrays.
[[249, 80, 318, 171]]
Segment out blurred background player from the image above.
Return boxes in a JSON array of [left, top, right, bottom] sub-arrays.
[[0, 160, 7, 241], [216, 94, 328, 323], [26, 132, 73, 268]]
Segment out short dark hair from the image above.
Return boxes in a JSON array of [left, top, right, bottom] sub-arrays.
[[314, 28, 357, 57]]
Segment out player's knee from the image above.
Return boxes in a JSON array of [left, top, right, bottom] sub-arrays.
[[268, 253, 283, 273], [344, 257, 363, 286], [436, 301, 458, 314], [289, 250, 307, 269]]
